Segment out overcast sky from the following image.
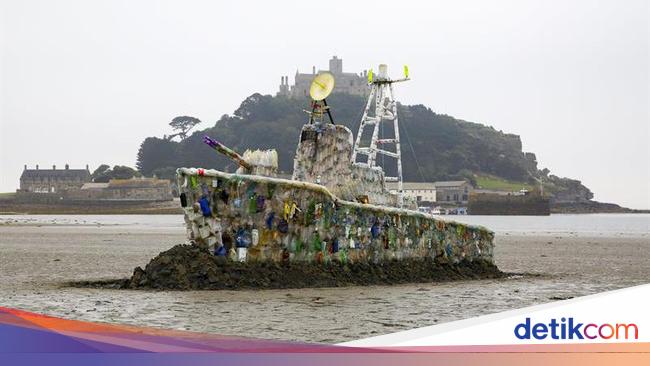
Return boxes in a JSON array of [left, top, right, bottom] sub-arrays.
[[1, 0, 648, 209]]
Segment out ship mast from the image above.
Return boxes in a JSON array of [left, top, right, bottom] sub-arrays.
[[351, 64, 409, 207]]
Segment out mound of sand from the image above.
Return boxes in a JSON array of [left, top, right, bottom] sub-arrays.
[[126, 244, 503, 290]]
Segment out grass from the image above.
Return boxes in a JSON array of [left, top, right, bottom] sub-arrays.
[[475, 175, 534, 192], [0, 192, 16, 200]]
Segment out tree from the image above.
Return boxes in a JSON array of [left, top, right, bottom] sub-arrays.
[[111, 165, 141, 180], [540, 168, 550, 177], [91, 164, 111, 181], [152, 166, 178, 180], [134, 92, 595, 203], [92, 165, 141, 183], [136, 137, 179, 176], [169, 116, 201, 141]]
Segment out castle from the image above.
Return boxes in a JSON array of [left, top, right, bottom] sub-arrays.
[[278, 56, 369, 98]]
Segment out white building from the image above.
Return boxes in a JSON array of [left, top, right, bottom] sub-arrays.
[[434, 180, 473, 204], [386, 182, 437, 205]]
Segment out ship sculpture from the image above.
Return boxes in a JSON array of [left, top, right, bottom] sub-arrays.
[[176, 65, 494, 265]]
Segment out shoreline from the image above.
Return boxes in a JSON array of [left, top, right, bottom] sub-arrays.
[[1, 205, 647, 216], [0, 199, 182, 215], [1, 198, 647, 215]]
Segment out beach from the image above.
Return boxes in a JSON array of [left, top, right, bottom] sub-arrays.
[[0, 214, 648, 343]]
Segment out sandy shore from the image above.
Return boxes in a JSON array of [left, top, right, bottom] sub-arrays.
[[0, 200, 182, 215], [0, 218, 648, 343]]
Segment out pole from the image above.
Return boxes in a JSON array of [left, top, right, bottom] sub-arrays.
[[203, 135, 252, 171]]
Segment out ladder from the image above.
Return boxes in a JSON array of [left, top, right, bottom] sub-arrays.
[[351, 65, 409, 207]]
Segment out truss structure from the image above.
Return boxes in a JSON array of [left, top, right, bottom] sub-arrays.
[[351, 65, 409, 206]]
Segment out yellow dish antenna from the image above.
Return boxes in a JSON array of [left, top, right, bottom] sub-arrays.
[[306, 73, 336, 124], [309, 72, 335, 101]]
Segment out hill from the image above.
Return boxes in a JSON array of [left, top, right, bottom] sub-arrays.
[[136, 92, 594, 204]]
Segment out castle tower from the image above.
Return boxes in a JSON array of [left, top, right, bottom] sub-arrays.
[[278, 76, 290, 96], [329, 56, 343, 75]]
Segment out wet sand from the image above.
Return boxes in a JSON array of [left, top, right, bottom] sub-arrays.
[[0, 218, 648, 343]]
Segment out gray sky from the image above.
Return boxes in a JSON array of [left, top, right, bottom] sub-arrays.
[[1, 0, 648, 209]]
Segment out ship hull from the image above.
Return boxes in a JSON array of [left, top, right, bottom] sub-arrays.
[[177, 168, 495, 265]]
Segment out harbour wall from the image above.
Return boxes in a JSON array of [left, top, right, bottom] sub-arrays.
[[468, 192, 550, 216]]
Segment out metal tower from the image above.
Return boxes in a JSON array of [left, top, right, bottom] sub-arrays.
[[352, 64, 410, 207]]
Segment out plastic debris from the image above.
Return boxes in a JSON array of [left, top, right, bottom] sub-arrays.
[[176, 124, 495, 266]]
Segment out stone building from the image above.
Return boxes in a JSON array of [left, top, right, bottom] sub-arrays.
[[386, 182, 437, 206], [19, 164, 91, 193], [434, 181, 473, 205], [278, 56, 369, 98], [68, 178, 172, 201]]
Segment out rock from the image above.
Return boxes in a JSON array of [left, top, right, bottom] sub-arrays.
[[125, 243, 504, 290]]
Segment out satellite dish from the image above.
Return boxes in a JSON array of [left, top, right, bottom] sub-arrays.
[[309, 72, 335, 101]]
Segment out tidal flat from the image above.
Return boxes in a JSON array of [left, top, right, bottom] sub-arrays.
[[0, 214, 648, 343]]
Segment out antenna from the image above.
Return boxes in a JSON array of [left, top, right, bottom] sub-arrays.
[[352, 64, 410, 207], [306, 72, 335, 124]]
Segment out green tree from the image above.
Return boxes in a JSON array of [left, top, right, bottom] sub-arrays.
[[169, 116, 201, 141], [136, 137, 179, 176], [151, 166, 178, 180], [91, 164, 110, 181], [92, 165, 141, 183], [134, 92, 593, 202]]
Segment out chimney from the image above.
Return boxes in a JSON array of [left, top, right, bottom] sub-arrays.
[[36, 164, 39, 170], [312, 66, 316, 74], [53, 165, 56, 170], [24, 164, 27, 170], [65, 164, 69, 170], [280, 76, 284, 85], [86, 164, 89, 171]]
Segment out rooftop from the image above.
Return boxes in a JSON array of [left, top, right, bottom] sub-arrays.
[[433, 180, 469, 188], [107, 178, 170, 189], [386, 182, 436, 190], [81, 183, 109, 190], [21, 166, 90, 179]]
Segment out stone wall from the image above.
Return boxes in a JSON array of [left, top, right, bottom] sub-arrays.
[[468, 192, 550, 215], [288, 72, 368, 98], [63, 178, 173, 201], [278, 57, 369, 98], [20, 167, 91, 193], [64, 187, 172, 201], [20, 176, 88, 193], [177, 168, 495, 265]]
